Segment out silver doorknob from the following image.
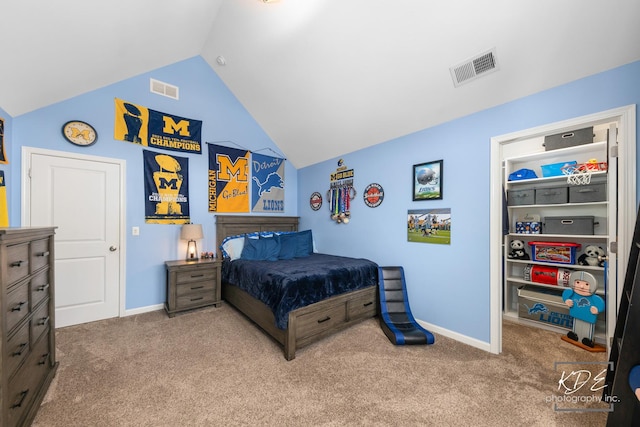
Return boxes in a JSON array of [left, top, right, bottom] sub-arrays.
[[109, 246, 117, 252]]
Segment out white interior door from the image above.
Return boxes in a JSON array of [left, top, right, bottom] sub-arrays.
[[23, 148, 124, 328]]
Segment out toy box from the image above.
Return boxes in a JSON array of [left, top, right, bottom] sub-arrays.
[[543, 216, 596, 235], [515, 213, 541, 234], [540, 161, 577, 178], [518, 285, 573, 330], [528, 241, 581, 264], [543, 127, 594, 151]]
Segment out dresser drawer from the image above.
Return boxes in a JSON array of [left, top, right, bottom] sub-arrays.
[[7, 335, 51, 427], [30, 268, 51, 308], [175, 266, 216, 284], [6, 242, 29, 286], [7, 320, 31, 379], [6, 279, 30, 332], [31, 237, 52, 272], [31, 298, 51, 345], [176, 280, 216, 297], [347, 288, 377, 320], [296, 303, 347, 338]]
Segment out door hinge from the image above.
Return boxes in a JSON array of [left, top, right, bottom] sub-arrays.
[[610, 145, 618, 158], [609, 241, 618, 254]]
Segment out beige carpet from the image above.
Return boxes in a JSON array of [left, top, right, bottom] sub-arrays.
[[32, 304, 608, 427]]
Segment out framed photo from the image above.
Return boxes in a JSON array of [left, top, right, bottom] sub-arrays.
[[413, 160, 442, 201], [407, 208, 451, 244]]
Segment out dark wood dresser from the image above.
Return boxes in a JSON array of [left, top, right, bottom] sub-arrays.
[[1, 227, 58, 427], [165, 258, 222, 317]]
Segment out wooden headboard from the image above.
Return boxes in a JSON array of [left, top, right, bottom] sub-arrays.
[[215, 215, 299, 258]]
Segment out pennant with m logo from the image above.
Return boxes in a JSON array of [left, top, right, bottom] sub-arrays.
[[143, 149, 190, 224], [208, 144, 250, 213]]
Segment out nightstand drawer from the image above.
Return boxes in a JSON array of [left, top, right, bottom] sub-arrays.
[[175, 267, 216, 284], [176, 280, 216, 297], [176, 289, 217, 309]]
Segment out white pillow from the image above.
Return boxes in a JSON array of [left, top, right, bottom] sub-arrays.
[[220, 233, 259, 260]]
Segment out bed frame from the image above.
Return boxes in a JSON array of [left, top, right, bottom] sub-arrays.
[[215, 215, 378, 360]]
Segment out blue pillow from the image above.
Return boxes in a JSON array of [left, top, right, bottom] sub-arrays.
[[241, 235, 280, 261], [294, 230, 313, 258], [278, 233, 297, 260]]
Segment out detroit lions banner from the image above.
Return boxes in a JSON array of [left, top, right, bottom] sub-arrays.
[[143, 149, 190, 224], [208, 144, 249, 213], [115, 98, 202, 154], [251, 152, 284, 213]]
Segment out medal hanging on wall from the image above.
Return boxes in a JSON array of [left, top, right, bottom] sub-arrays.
[[328, 181, 356, 224]]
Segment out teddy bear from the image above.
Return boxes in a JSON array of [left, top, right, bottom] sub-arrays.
[[577, 245, 606, 267], [507, 240, 530, 260]]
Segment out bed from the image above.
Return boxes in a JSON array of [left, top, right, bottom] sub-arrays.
[[215, 215, 379, 360]]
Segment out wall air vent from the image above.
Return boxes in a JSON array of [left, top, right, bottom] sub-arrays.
[[450, 48, 499, 87], [150, 78, 179, 100]]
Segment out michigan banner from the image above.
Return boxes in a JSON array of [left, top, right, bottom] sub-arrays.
[[143, 150, 190, 224], [115, 98, 202, 154], [208, 144, 249, 213], [0, 171, 8, 226], [251, 153, 284, 213]]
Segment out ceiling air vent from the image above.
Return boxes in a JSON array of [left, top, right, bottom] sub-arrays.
[[150, 78, 179, 100], [450, 48, 499, 87]]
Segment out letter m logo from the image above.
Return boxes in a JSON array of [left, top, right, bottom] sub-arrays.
[[217, 154, 248, 182], [158, 177, 179, 189], [162, 117, 190, 136]]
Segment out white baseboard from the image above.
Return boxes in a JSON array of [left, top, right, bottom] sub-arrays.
[[124, 303, 164, 317], [416, 318, 492, 353]]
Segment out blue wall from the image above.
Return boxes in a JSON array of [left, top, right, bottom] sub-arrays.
[[297, 60, 640, 345], [7, 56, 298, 310]]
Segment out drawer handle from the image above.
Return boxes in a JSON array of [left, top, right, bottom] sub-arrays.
[[561, 132, 575, 139], [10, 260, 26, 267], [38, 353, 51, 365], [190, 274, 205, 278], [577, 189, 595, 193], [561, 220, 574, 225], [37, 283, 51, 292], [190, 296, 204, 302], [11, 301, 27, 311], [11, 390, 29, 409], [317, 316, 331, 324], [363, 301, 373, 307], [12, 342, 28, 357], [36, 251, 50, 257], [38, 316, 50, 326], [190, 285, 204, 290]]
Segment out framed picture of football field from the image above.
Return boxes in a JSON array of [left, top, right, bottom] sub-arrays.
[[413, 159, 442, 200]]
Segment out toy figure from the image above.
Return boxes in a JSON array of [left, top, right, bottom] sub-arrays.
[[507, 240, 530, 260], [562, 270, 605, 349], [577, 245, 606, 267]]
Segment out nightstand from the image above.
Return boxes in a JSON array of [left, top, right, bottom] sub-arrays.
[[165, 258, 222, 317]]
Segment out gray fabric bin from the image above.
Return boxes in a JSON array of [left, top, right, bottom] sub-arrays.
[[543, 127, 594, 151], [543, 216, 595, 235], [507, 189, 534, 206], [535, 186, 568, 204], [569, 183, 607, 203]]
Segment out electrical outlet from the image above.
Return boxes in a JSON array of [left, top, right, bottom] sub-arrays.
[[132, 226, 140, 236]]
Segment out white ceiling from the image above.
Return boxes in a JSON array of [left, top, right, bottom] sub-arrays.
[[2, 0, 639, 168]]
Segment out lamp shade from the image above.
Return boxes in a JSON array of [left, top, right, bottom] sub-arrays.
[[181, 224, 203, 241]]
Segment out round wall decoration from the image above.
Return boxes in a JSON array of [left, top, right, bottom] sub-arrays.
[[62, 120, 98, 146], [310, 192, 323, 211], [363, 183, 384, 208]]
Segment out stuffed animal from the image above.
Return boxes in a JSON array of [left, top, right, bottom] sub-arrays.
[[577, 245, 606, 267], [507, 240, 530, 260]]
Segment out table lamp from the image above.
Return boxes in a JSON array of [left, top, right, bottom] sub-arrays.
[[181, 223, 203, 260]]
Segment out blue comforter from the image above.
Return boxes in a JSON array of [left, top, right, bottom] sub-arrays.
[[222, 253, 378, 329]]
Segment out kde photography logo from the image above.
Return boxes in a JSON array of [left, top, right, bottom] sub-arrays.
[[546, 361, 619, 412]]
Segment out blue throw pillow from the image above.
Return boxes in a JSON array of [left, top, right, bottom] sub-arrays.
[[295, 230, 313, 258], [241, 235, 281, 261], [278, 233, 297, 260]]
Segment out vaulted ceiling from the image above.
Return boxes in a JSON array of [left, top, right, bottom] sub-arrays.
[[2, 0, 640, 168]]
